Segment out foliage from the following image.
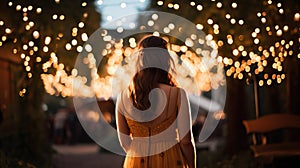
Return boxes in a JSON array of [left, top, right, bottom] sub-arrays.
[[0, 0, 101, 167], [148, 0, 300, 85]]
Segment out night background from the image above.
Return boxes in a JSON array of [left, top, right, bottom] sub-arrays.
[[0, 0, 299, 167]]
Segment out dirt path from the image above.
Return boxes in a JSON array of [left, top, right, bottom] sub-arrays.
[[52, 144, 124, 168]]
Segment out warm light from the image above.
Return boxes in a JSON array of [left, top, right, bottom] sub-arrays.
[[16, 5, 21, 11], [44, 36, 51, 45], [59, 15, 65, 20], [36, 8, 42, 14], [65, 43, 72, 50], [78, 22, 84, 28], [231, 2, 238, 8], [197, 5, 203, 11], [81, 2, 87, 7], [147, 20, 154, 26], [157, 1, 163, 6], [32, 31, 40, 39], [5, 28, 12, 34], [276, 29, 283, 36], [81, 33, 88, 41], [225, 14, 231, 19], [77, 46, 83, 53], [294, 13, 300, 21], [43, 46, 49, 52], [71, 39, 77, 46], [238, 20, 244, 25], [233, 49, 239, 56], [196, 24, 203, 30], [173, 4, 180, 10], [84, 44, 93, 52], [207, 19, 213, 25], [52, 14, 58, 20]]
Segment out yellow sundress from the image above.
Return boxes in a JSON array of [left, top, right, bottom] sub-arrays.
[[117, 87, 190, 168]]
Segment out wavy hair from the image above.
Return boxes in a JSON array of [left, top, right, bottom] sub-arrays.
[[129, 35, 177, 110]]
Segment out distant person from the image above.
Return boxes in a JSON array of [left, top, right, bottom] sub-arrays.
[[65, 107, 81, 145], [53, 108, 68, 144], [116, 35, 196, 168]]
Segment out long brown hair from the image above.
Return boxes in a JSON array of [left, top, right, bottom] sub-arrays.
[[129, 35, 177, 110]]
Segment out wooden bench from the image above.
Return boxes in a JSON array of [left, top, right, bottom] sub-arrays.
[[243, 113, 300, 161]]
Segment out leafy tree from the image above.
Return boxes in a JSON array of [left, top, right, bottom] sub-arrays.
[[147, 0, 300, 154], [0, 0, 100, 167]]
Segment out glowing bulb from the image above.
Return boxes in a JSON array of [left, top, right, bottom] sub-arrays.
[[65, 43, 72, 50], [81, 2, 87, 7], [71, 39, 77, 46], [147, 20, 154, 26], [85, 44, 93, 52], [231, 2, 237, 8], [207, 19, 213, 25], [1, 36, 6, 41], [52, 14, 58, 20], [168, 23, 175, 30], [196, 24, 203, 30], [167, 3, 173, 8], [163, 27, 170, 33], [33, 31, 40, 39], [238, 20, 244, 25], [197, 5, 203, 11], [28, 41, 34, 47], [276, 29, 283, 36], [294, 13, 300, 21], [225, 14, 231, 19], [279, 9, 284, 14], [259, 80, 264, 86], [36, 57, 42, 62], [5, 28, 12, 34], [216, 2, 222, 8], [16, 5, 21, 11], [77, 46, 83, 52], [152, 14, 158, 20], [78, 22, 84, 28], [36, 8, 42, 14], [230, 18, 236, 24], [157, 1, 163, 6], [59, 15, 65, 20], [44, 36, 51, 45], [173, 4, 180, 10], [233, 49, 239, 56], [23, 44, 28, 50], [117, 27, 124, 33]]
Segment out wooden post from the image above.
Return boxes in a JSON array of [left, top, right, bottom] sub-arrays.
[[252, 73, 260, 118]]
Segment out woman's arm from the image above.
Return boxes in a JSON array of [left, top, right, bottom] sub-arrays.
[[177, 88, 196, 168], [115, 94, 132, 153]]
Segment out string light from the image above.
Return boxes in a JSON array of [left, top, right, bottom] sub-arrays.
[[1, 0, 299, 100]]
